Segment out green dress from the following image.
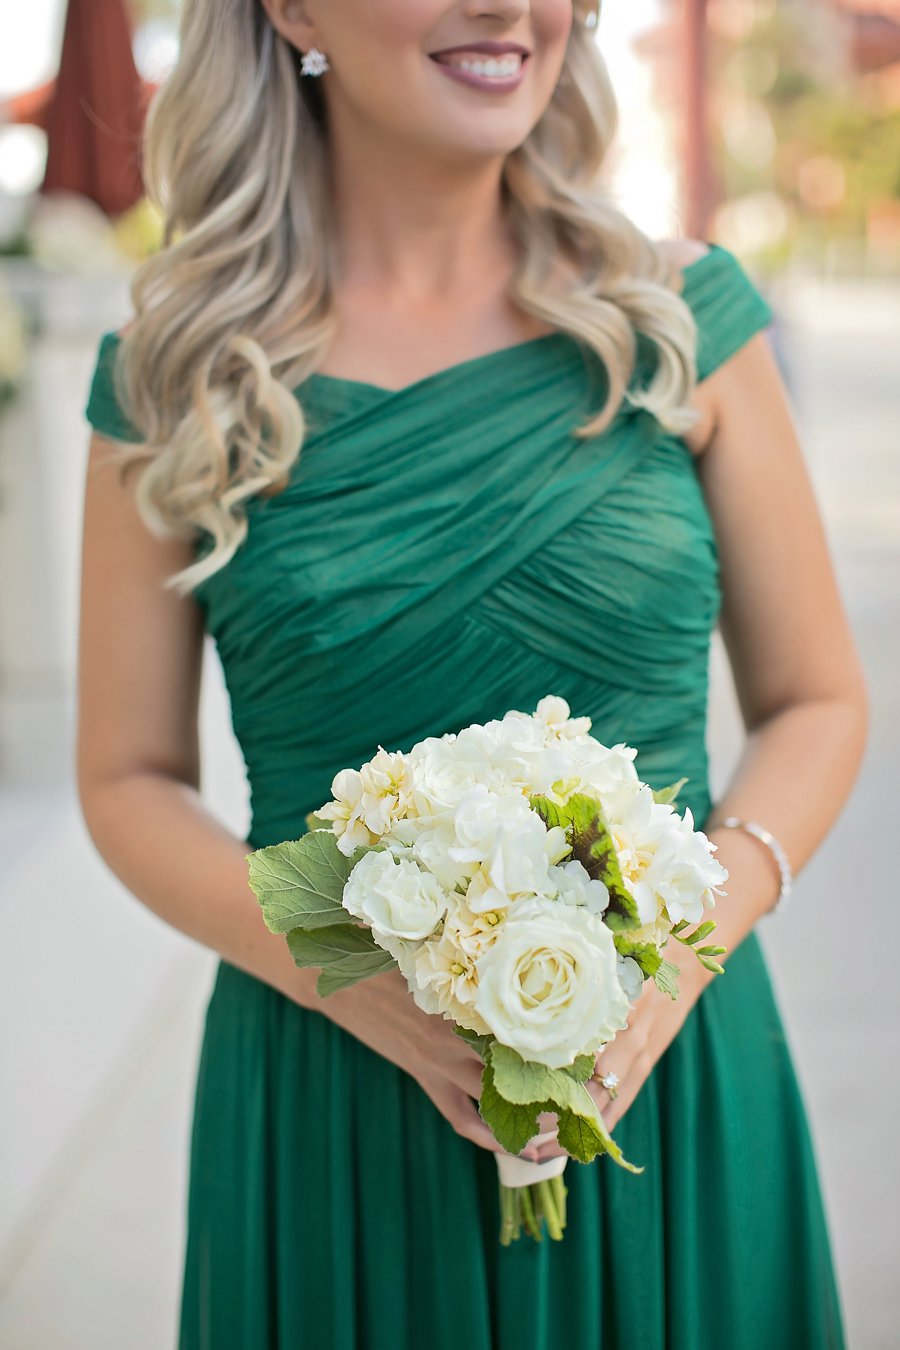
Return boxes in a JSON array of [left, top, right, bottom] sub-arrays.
[[85, 245, 846, 1350]]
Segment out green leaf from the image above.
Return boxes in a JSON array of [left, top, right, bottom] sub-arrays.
[[285, 922, 395, 994], [651, 777, 688, 806], [652, 959, 680, 999], [614, 937, 662, 979], [247, 831, 368, 933], [489, 1042, 586, 1110], [478, 1061, 549, 1154], [453, 1025, 495, 1059], [485, 1043, 643, 1173], [566, 793, 640, 933], [528, 793, 575, 835], [566, 1053, 596, 1084], [556, 1104, 643, 1173], [304, 809, 333, 832]]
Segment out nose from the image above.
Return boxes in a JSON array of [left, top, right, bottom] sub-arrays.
[[461, 0, 532, 22]]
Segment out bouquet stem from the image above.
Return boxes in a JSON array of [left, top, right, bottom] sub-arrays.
[[498, 1174, 568, 1245]]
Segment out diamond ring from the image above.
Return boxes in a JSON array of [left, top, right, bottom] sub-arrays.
[[596, 1070, 619, 1099]]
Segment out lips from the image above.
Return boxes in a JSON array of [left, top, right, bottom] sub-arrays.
[[429, 43, 531, 60]]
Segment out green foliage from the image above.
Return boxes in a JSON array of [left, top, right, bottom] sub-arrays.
[[453, 1025, 495, 1059], [566, 793, 641, 933], [670, 916, 727, 978], [286, 923, 396, 996], [651, 777, 688, 806], [530, 791, 641, 932], [567, 1053, 597, 1084], [479, 1061, 554, 1155], [247, 830, 367, 932], [653, 959, 680, 1000], [482, 1043, 643, 1172]]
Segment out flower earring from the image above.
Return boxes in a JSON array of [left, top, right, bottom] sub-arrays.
[[300, 46, 329, 77]]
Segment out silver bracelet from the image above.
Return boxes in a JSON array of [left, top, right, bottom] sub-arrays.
[[715, 817, 793, 915]]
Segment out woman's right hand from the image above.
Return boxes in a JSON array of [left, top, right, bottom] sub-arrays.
[[303, 964, 542, 1160]]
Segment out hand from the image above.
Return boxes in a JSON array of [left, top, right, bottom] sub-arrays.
[[312, 965, 540, 1161], [529, 944, 712, 1162]]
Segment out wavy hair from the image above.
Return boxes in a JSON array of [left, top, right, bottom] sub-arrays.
[[107, 0, 698, 598]]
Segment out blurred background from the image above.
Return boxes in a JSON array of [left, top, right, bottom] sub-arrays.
[[0, 1, 897, 1345]]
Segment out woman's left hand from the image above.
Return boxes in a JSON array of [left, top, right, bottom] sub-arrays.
[[531, 943, 713, 1161]]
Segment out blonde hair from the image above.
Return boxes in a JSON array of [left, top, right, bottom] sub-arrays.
[[108, 0, 698, 598]]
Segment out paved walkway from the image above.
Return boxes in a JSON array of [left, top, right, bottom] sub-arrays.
[[1, 276, 897, 1348]]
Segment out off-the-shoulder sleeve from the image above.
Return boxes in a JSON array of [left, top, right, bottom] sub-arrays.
[[680, 244, 773, 382], [84, 331, 144, 442]]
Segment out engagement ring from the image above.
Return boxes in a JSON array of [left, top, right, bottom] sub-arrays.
[[596, 1070, 620, 1099]]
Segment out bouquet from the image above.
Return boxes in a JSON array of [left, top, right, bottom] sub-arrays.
[[246, 696, 729, 1244]]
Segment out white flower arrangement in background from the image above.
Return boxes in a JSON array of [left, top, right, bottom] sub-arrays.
[[246, 695, 728, 1244]]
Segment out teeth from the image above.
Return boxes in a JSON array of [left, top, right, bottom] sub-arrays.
[[442, 53, 523, 77]]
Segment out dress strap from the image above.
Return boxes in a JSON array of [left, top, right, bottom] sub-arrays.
[[680, 244, 773, 382], [84, 331, 143, 442]]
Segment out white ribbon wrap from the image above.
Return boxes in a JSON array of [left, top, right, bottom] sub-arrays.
[[494, 1130, 569, 1188]]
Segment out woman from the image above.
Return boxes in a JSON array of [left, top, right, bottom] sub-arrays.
[[77, 1, 866, 1346]]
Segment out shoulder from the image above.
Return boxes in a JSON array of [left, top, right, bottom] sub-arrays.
[[654, 240, 774, 386]]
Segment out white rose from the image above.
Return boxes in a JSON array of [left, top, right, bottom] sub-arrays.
[[342, 848, 448, 941], [569, 741, 641, 812], [472, 896, 630, 1069]]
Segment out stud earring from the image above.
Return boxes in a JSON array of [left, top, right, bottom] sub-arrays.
[[300, 46, 329, 76]]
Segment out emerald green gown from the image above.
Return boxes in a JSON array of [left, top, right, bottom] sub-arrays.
[[85, 245, 847, 1349]]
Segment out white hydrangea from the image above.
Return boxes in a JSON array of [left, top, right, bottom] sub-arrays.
[[446, 784, 569, 904], [543, 857, 610, 917]]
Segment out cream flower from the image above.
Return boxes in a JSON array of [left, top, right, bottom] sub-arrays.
[[447, 785, 568, 903], [472, 896, 630, 1069], [612, 789, 728, 928], [342, 848, 448, 942], [543, 857, 610, 918], [531, 694, 593, 741], [316, 767, 377, 855], [356, 746, 416, 835]]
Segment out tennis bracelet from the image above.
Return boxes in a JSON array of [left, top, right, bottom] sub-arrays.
[[713, 817, 793, 915]]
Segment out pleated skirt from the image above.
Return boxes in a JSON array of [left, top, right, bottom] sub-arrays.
[[177, 929, 846, 1350]]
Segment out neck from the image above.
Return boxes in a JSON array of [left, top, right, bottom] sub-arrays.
[[325, 120, 518, 302]]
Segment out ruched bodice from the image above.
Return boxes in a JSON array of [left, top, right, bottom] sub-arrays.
[[84, 245, 846, 1350]]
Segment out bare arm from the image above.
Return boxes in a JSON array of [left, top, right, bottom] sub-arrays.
[[75, 433, 305, 998], [686, 327, 869, 984], [75, 430, 512, 1156]]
